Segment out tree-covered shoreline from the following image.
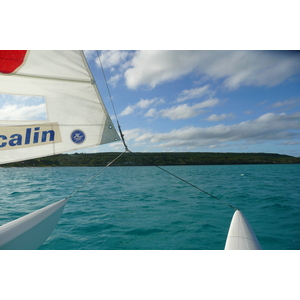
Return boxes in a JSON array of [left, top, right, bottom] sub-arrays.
[[2, 152, 300, 167]]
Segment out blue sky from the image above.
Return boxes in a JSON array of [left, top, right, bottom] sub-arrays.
[[81, 50, 300, 157], [1, 51, 299, 156]]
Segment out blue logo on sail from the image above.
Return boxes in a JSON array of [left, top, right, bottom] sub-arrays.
[[71, 130, 86, 144]]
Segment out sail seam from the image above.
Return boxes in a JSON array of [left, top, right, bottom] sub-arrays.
[[0, 123, 107, 127], [9, 73, 92, 84]]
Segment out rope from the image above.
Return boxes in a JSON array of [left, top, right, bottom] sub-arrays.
[[97, 50, 129, 152], [155, 165, 237, 210], [95, 50, 236, 211], [65, 151, 127, 200], [126, 150, 237, 210], [63, 52, 130, 201]]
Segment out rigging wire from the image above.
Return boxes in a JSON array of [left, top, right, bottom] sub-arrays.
[[97, 50, 129, 152], [96, 50, 237, 211], [126, 150, 237, 210], [153, 164, 237, 210], [61, 51, 130, 201], [65, 151, 127, 201]]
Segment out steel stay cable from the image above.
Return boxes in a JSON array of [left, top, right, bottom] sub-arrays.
[[96, 50, 129, 151], [154, 164, 237, 210], [65, 151, 127, 200], [96, 50, 236, 211], [126, 150, 237, 210], [63, 52, 130, 201]]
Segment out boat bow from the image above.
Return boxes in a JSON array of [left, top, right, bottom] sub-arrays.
[[225, 210, 261, 250]]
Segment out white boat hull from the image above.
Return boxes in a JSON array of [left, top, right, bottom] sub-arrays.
[[225, 210, 261, 250], [0, 198, 68, 250]]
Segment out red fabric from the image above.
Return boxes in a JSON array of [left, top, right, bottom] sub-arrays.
[[0, 50, 27, 74]]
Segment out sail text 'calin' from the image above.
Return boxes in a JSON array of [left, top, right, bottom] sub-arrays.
[[0, 122, 62, 150]]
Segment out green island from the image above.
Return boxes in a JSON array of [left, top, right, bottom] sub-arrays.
[[2, 152, 300, 167]]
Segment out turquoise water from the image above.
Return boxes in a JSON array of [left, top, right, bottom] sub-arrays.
[[0, 164, 299, 250]]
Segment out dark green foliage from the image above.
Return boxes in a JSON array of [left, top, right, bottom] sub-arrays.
[[2, 152, 300, 167]]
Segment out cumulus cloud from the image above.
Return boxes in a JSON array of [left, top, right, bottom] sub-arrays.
[[206, 113, 235, 122], [160, 99, 219, 120], [124, 50, 203, 89], [137, 99, 162, 109], [271, 98, 300, 111], [124, 50, 300, 90], [145, 108, 157, 118], [160, 104, 203, 120], [176, 85, 211, 102], [0, 103, 47, 120], [97, 50, 131, 69], [126, 112, 300, 150], [119, 105, 135, 116], [122, 128, 146, 141], [119, 98, 164, 116], [120, 97, 219, 120], [108, 73, 122, 87], [83, 50, 97, 61], [0, 94, 47, 120], [85, 50, 134, 87]]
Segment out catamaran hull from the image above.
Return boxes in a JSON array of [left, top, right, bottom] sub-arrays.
[[0, 198, 68, 250], [225, 210, 261, 250]]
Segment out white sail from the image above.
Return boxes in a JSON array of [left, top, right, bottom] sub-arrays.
[[0, 50, 120, 250], [225, 210, 261, 250], [0, 50, 120, 164]]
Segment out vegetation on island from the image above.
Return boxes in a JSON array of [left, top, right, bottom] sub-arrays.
[[2, 152, 300, 167]]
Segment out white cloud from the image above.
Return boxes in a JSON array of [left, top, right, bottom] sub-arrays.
[[0, 94, 47, 120], [83, 50, 97, 61], [136, 98, 162, 109], [124, 51, 300, 90], [124, 50, 203, 89], [206, 113, 235, 122], [90, 51, 133, 87], [271, 98, 300, 109], [255, 112, 286, 122], [160, 104, 203, 120], [0, 103, 47, 120], [194, 98, 219, 109], [123, 128, 151, 142], [97, 50, 131, 69], [108, 74, 122, 87], [176, 85, 211, 102], [159, 98, 219, 120], [145, 108, 157, 118], [0, 94, 44, 103], [119, 105, 135, 116], [127, 112, 300, 150], [119, 98, 164, 116], [120, 97, 219, 120]]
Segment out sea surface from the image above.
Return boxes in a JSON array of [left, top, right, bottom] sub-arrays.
[[0, 164, 299, 250]]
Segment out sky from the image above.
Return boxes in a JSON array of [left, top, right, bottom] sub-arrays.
[[85, 50, 300, 156], [1, 50, 300, 157]]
